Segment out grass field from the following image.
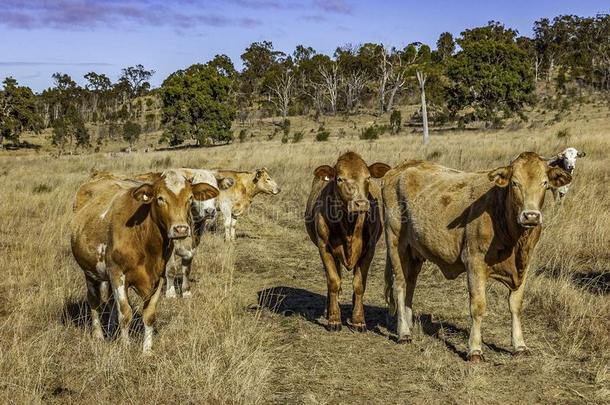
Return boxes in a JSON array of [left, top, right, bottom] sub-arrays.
[[0, 107, 609, 404]]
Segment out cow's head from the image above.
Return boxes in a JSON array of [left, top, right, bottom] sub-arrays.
[[182, 169, 235, 223], [253, 167, 281, 195], [314, 152, 391, 214], [131, 170, 219, 239], [548, 147, 586, 173], [488, 152, 572, 228]]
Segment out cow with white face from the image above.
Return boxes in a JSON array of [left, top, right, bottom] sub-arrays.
[[547, 147, 586, 203]]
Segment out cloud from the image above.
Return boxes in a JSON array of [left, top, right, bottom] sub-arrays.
[[0, 0, 261, 30], [313, 0, 353, 15], [0, 62, 114, 67], [299, 14, 328, 23]]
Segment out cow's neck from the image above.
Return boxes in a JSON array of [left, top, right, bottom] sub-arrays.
[[331, 184, 365, 269], [494, 188, 540, 272], [140, 206, 172, 273], [244, 173, 263, 199]]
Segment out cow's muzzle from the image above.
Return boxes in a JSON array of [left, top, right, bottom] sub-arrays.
[[518, 210, 542, 228], [169, 224, 191, 239], [347, 199, 370, 214]]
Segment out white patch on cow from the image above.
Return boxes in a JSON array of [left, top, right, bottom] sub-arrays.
[[182, 290, 192, 298], [95, 244, 107, 276], [143, 324, 154, 354], [166, 284, 177, 298], [113, 274, 127, 302], [163, 170, 186, 195]]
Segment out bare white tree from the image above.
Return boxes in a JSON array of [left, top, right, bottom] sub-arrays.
[[319, 62, 340, 115], [267, 70, 294, 119], [344, 70, 366, 112], [377, 46, 419, 114], [416, 71, 429, 145]]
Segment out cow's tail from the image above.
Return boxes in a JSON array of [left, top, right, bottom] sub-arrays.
[[384, 250, 397, 316]]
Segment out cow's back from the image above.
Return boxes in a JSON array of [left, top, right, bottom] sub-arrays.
[[71, 177, 133, 279], [383, 161, 492, 271]]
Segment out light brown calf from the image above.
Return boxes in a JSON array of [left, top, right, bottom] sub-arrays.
[[215, 168, 281, 241], [382, 152, 571, 361], [71, 170, 219, 353], [305, 152, 390, 331]]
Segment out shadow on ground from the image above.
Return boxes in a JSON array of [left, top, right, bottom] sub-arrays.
[[540, 267, 610, 295], [256, 286, 513, 361], [61, 298, 144, 339]]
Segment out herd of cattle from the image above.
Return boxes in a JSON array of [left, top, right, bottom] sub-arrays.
[[70, 147, 584, 360]]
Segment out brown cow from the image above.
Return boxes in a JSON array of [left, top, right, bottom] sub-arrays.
[[215, 168, 281, 241], [382, 152, 572, 361], [305, 152, 390, 331], [71, 170, 219, 353]]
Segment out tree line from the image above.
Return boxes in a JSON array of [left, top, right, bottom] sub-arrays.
[[1, 14, 608, 150]]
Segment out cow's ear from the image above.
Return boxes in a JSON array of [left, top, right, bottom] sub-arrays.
[[218, 177, 235, 190], [548, 167, 572, 188], [132, 184, 155, 203], [368, 162, 391, 178], [192, 183, 219, 201], [253, 169, 265, 183], [488, 166, 511, 188], [547, 156, 561, 167], [577, 150, 586, 158], [314, 165, 335, 181]]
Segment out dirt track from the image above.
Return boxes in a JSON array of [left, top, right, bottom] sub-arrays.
[[226, 205, 606, 404]]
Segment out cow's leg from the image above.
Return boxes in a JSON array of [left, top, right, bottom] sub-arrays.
[[141, 278, 164, 355], [85, 275, 104, 340], [386, 228, 412, 343], [181, 253, 194, 298], [165, 249, 179, 298], [99, 281, 110, 304], [320, 245, 342, 331], [351, 249, 373, 332], [467, 265, 488, 362], [221, 205, 232, 242], [230, 216, 237, 241], [509, 272, 530, 355], [402, 249, 423, 341], [110, 273, 132, 345]]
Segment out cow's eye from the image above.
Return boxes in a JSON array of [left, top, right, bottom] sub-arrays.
[[157, 196, 165, 205], [542, 180, 548, 188], [337, 177, 345, 183], [511, 180, 520, 188]]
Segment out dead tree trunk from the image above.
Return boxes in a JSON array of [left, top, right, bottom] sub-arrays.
[[416, 71, 429, 145]]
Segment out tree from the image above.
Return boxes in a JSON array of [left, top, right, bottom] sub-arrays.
[[119, 64, 155, 98], [446, 23, 535, 126], [0, 77, 41, 148], [84, 72, 112, 120], [47, 73, 89, 152], [161, 61, 236, 146], [123, 121, 141, 147], [267, 69, 295, 119], [436, 32, 455, 61], [416, 71, 429, 144]]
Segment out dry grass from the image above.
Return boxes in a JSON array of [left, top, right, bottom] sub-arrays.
[[1, 105, 609, 404]]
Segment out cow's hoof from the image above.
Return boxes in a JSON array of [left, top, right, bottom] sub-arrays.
[[327, 322, 342, 332], [514, 346, 531, 356], [166, 288, 177, 299], [468, 351, 485, 363], [351, 323, 367, 333], [396, 335, 412, 344], [182, 291, 192, 299]]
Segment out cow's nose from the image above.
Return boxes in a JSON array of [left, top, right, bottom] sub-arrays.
[[273, 186, 281, 195], [348, 199, 370, 213], [204, 207, 216, 217], [520, 210, 542, 227], [170, 224, 190, 239]]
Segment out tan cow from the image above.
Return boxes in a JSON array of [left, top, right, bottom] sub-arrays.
[[215, 168, 281, 241], [382, 152, 572, 362], [71, 170, 219, 353], [305, 152, 391, 331], [134, 169, 234, 298]]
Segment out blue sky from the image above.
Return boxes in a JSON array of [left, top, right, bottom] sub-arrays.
[[1, 0, 607, 92]]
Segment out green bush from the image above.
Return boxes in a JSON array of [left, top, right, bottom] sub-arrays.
[[239, 129, 247, 143], [315, 128, 330, 142], [292, 131, 304, 143], [556, 128, 570, 139], [281, 133, 289, 144], [390, 110, 402, 134], [360, 124, 387, 140]]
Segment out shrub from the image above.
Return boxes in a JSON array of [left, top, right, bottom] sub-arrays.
[[556, 128, 570, 139], [123, 121, 142, 147], [390, 110, 402, 134], [239, 129, 248, 143], [315, 127, 330, 142], [281, 133, 289, 144], [33, 184, 53, 194], [282, 119, 291, 137], [292, 131, 304, 143], [360, 125, 381, 141]]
